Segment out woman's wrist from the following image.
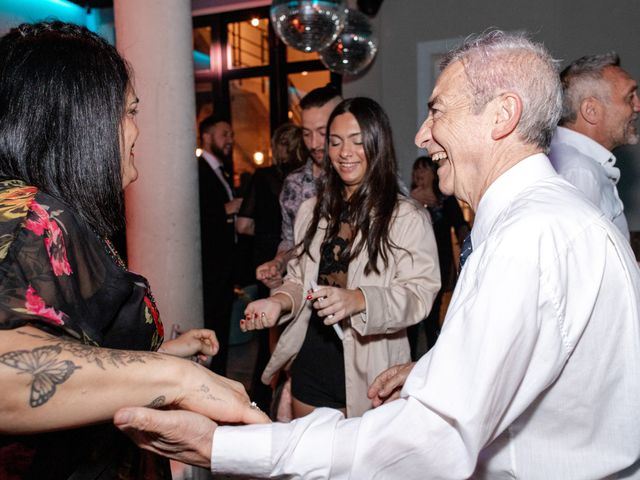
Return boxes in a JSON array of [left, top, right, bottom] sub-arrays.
[[271, 292, 292, 313]]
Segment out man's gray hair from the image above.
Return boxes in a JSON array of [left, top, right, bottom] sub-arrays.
[[559, 52, 620, 125], [440, 30, 562, 151]]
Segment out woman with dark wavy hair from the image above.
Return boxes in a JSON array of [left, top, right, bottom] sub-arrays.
[[243, 97, 440, 418], [0, 21, 267, 478]]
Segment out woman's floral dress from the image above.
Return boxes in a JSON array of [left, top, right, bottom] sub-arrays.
[[0, 179, 169, 479]]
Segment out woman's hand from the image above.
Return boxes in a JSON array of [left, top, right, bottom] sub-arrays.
[[173, 361, 270, 425], [308, 286, 365, 324], [411, 186, 438, 208], [242, 298, 282, 332], [159, 328, 219, 362]]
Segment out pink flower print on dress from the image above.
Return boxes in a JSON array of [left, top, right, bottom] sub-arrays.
[[25, 200, 72, 276], [44, 220, 72, 276], [24, 201, 48, 236], [25, 285, 67, 326]]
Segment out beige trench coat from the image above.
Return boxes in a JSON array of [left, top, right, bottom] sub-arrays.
[[262, 196, 440, 417]]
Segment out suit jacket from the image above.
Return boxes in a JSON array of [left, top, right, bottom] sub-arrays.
[[262, 196, 441, 416], [198, 156, 235, 287]]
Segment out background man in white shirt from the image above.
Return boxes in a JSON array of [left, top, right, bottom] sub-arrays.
[[114, 31, 640, 479], [549, 53, 640, 240]]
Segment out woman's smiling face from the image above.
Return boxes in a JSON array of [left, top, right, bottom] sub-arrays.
[[328, 112, 368, 199]]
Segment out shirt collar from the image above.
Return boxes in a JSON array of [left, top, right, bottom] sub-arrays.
[[553, 126, 616, 167], [471, 153, 558, 248], [201, 149, 223, 170]]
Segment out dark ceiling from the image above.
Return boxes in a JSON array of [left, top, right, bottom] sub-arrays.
[[66, 0, 383, 17], [66, 0, 113, 9]]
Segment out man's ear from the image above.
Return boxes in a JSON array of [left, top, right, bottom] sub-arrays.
[[579, 97, 601, 126], [491, 92, 522, 141], [201, 131, 211, 147]]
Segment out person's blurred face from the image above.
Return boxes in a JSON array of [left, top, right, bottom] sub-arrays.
[[328, 112, 368, 198], [301, 98, 340, 167], [415, 61, 489, 204], [208, 121, 234, 158], [412, 165, 434, 189], [600, 66, 640, 150], [121, 89, 139, 189]]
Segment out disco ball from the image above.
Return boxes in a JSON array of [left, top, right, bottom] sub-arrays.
[[270, 0, 347, 53], [320, 8, 377, 75]]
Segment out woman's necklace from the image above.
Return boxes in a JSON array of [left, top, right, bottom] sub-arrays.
[[101, 236, 160, 313], [103, 237, 127, 270]]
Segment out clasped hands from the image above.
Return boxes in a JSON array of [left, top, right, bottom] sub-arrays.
[[114, 360, 416, 467], [115, 328, 270, 467]]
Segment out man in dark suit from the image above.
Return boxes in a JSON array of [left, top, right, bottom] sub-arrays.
[[198, 115, 242, 376]]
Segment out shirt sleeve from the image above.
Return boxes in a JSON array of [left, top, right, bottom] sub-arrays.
[[277, 175, 298, 253], [0, 195, 102, 338]]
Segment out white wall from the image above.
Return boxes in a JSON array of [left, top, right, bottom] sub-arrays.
[[344, 0, 640, 230]]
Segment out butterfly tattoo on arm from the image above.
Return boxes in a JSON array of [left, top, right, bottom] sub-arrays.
[[0, 345, 81, 407]]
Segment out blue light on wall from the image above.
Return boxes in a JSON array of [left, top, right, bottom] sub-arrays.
[[194, 50, 211, 70], [0, 0, 87, 34], [1, 0, 210, 71]]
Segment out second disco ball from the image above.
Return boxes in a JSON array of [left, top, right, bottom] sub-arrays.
[[320, 8, 378, 75]]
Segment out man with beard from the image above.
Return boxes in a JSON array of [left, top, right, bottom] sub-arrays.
[[256, 85, 341, 289], [550, 53, 640, 240], [198, 114, 242, 375]]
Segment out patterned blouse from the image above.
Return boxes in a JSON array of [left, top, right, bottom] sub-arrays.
[[278, 158, 319, 253], [0, 179, 169, 479]]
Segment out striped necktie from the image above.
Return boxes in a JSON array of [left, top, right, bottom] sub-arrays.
[[459, 234, 473, 271]]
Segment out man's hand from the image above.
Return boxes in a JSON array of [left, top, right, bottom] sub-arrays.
[[114, 408, 216, 468], [224, 198, 242, 216], [256, 256, 286, 289], [367, 362, 416, 407]]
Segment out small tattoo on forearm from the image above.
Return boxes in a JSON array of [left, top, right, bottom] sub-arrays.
[[145, 396, 166, 408], [199, 384, 221, 402], [0, 345, 80, 407]]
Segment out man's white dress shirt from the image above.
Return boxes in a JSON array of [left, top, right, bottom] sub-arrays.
[[212, 154, 640, 479], [550, 126, 630, 240]]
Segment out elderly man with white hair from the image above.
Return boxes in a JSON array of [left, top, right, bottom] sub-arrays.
[[114, 31, 640, 479]]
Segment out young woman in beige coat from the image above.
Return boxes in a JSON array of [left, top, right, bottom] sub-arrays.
[[243, 97, 440, 418]]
